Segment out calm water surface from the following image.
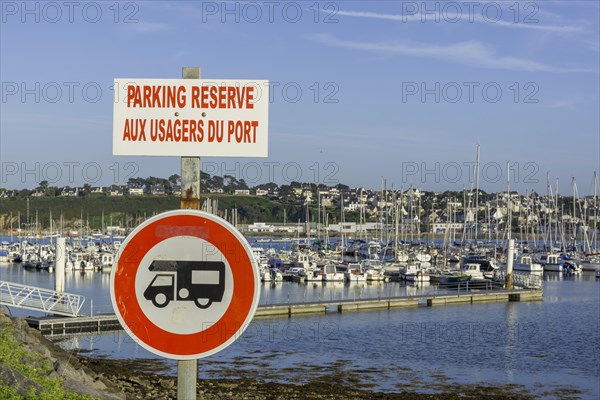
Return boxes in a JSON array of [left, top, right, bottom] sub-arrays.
[[1, 261, 599, 399]]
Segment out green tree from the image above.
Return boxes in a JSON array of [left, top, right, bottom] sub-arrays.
[[238, 179, 249, 190], [38, 180, 49, 190], [223, 175, 238, 193], [211, 175, 224, 189], [127, 177, 146, 187], [278, 185, 297, 202], [46, 186, 59, 197], [82, 183, 92, 195], [168, 174, 180, 187]]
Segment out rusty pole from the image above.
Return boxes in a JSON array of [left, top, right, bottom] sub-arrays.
[[178, 66, 201, 400]]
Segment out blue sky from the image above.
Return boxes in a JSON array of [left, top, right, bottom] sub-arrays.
[[1, 0, 599, 194]]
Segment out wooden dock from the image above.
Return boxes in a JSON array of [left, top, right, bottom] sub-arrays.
[[27, 288, 542, 336]]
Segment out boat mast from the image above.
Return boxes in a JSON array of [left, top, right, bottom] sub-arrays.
[[317, 190, 321, 243], [400, 191, 405, 244], [594, 172, 598, 254], [474, 144, 480, 241], [394, 188, 399, 262], [340, 190, 345, 263], [556, 178, 566, 251], [524, 190, 529, 246], [49, 209, 53, 244], [545, 173, 552, 249], [409, 186, 414, 244], [487, 202, 491, 243], [495, 193, 500, 246], [26, 198, 30, 236], [384, 178, 388, 245], [507, 162, 511, 242], [417, 190, 422, 244], [360, 188, 366, 242], [534, 193, 540, 250], [443, 201, 451, 268], [572, 177, 577, 249], [575, 176, 591, 254], [305, 197, 310, 240], [461, 188, 467, 246]]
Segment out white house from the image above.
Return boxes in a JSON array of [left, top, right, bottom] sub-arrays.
[[246, 222, 275, 233], [128, 187, 144, 196], [109, 187, 123, 196]]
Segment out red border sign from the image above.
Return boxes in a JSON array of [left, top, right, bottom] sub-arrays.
[[110, 210, 260, 360]]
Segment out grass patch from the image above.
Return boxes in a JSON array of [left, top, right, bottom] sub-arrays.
[[0, 325, 93, 400]]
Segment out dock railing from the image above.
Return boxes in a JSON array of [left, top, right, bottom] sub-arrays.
[[492, 271, 543, 290], [0, 280, 85, 317]]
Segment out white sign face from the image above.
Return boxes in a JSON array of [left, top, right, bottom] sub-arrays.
[[110, 210, 260, 360], [113, 79, 269, 157], [135, 236, 234, 335]]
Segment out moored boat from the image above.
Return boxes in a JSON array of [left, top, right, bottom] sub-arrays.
[[322, 262, 344, 282], [535, 253, 563, 272], [344, 263, 367, 282], [400, 264, 430, 282], [462, 263, 484, 280], [514, 255, 544, 273]]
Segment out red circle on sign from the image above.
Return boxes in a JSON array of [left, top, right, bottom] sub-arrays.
[[110, 210, 259, 359]]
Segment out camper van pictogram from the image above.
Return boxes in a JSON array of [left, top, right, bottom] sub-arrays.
[[143, 260, 226, 309]]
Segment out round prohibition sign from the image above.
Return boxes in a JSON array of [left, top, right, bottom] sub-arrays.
[[110, 210, 260, 360]]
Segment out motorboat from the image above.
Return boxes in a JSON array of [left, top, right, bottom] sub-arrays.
[[462, 263, 484, 280], [514, 255, 544, 273], [344, 263, 367, 282], [400, 264, 430, 282]]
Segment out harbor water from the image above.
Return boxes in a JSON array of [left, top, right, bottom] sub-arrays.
[[1, 260, 598, 398]]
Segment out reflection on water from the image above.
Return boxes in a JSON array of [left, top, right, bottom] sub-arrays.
[[405, 281, 431, 296], [259, 280, 437, 305], [2, 262, 599, 397]]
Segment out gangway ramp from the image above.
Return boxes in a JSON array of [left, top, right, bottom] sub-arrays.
[[0, 280, 85, 317]]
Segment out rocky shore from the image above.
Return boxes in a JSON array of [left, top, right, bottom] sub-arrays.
[[78, 356, 544, 400], [0, 308, 123, 399], [1, 309, 580, 399]]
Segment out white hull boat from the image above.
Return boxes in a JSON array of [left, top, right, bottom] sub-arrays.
[[513, 255, 544, 273]]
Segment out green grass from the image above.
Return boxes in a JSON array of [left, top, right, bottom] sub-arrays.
[[0, 325, 94, 400]]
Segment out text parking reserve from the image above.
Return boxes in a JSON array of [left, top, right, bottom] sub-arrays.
[[127, 85, 256, 109]]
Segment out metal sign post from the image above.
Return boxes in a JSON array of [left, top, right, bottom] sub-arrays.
[[111, 66, 266, 400], [179, 66, 201, 400]]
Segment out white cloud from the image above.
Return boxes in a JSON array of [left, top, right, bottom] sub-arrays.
[[550, 99, 577, 109], [126, 21, 168, 33], [548, 93, 594, 109], [332, 9, 585, 34], [306, 34, 597, 73]]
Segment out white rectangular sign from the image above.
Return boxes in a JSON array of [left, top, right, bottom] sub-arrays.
[[113, 79, 269, 157]]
